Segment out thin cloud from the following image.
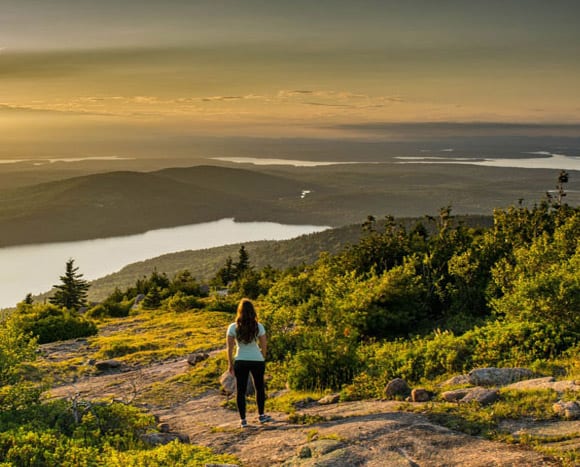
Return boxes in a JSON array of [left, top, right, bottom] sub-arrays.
[[0, 103, 110, 117], [331, 121, 580, 138], [306, 102, 354, 108]]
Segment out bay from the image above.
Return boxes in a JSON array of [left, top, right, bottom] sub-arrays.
[[0, 218, 328, 309]]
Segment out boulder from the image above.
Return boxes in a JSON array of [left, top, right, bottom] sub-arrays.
[[506, 377, 580, 394], [187, 352, 210, 366], [384, 378, 411, 399], [553, 401, 580, 420], [219, 371, 255, 396], [94, 359, 122, 372], [318, 393, 341, 405], [157, 423, 171, 433], [298, 446, 313, 459], [441, 389, 472, 402], [220, 371, 236, 395], [411, 388, 433, 402], [468, 367, 534, 387], [460, 387, 500, 406], [440, 374, 470, 387]]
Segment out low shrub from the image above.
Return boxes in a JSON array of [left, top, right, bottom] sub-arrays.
[[86, 301, 132, 319], [12, 304, 97, 344]]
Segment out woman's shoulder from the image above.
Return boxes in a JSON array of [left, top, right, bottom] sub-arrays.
[[226, 322, 237, 335]]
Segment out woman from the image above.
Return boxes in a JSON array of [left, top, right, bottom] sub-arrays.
[[226, 298, 272, 428]]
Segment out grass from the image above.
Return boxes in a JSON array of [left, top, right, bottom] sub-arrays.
[[89, 310, 231, 365], [265, 390, 326, 414], [401, 388, 579, 465]]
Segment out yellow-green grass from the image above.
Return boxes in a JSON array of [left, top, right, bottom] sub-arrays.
[[35, 309, 232, 382], [90, 309, 231, 365]]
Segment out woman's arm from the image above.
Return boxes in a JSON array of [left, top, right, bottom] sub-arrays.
[[258, 334, 267, 359], [227, 335, 236, 374]]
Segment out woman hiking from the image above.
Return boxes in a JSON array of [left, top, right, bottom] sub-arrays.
[[226, 298, 272, 428]]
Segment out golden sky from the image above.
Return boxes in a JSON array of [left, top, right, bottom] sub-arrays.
[[2, 0, 580, 157]]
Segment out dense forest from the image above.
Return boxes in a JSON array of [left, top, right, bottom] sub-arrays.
[[0, 184, 578, 464]]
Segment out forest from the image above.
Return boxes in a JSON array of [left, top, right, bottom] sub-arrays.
[[0, 187, 578, 464]]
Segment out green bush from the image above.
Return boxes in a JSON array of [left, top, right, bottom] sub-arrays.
[[164, 292, 201, 313], [468, 320, 576, 367], [287, 338, 361, 390], [86, 301, 132, 319], [12, 304, 97, 344]]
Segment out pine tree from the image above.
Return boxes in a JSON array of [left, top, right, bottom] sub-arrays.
[[142, 286, 162, 309], [235, 245, 250, 275], [49, 258, 90, 310]]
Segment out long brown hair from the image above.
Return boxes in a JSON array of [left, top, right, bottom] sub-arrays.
[[235, 298, 259, 344]]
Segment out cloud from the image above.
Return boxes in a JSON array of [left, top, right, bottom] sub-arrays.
[[0, 103, 109, 117], [306, 102, 354, 108], [330, 121, 580, 138]]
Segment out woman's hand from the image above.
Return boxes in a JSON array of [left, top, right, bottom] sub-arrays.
[[228, 363, 234, 375]]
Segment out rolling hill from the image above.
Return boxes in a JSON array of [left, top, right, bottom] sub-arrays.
[[0, 161, 577, 247]]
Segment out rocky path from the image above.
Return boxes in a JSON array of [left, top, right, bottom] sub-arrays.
[[47, 355, 568, 466]]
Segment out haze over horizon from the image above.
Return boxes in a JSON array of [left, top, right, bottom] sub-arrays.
[[2, 0, 580, 160]]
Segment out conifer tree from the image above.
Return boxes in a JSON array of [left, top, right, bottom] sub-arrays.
[[49, 258, 90, 310], [235, 245, 250, 275]]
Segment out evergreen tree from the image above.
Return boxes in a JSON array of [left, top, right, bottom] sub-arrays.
[[49, 258, 89, 310], [142, 286, 162, 309], [213, 255, 237, 287], [235, 245, 251, 275], [23, 293, 34, 305]]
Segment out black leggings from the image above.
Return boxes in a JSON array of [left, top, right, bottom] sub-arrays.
[[234, 360, 266, 419]]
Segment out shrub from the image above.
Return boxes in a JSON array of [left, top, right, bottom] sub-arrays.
[[86, 301, 132, 319], [12, 304, 97, 344], [287, 337, 361, 390], [164, 292, 200, 313]]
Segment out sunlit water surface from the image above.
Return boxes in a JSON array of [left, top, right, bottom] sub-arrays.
[[0, 218, 328, 309]]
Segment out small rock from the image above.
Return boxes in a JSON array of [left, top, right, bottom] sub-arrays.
[[298, 446, 312, 459], [157, 423, 171, 433], [187, 352, 210, 366], [318, 393, 340, 405], [460, 387, 499, 406], [94, 359, 122, 372], [553, 401, 580, 420], [411, 388, 433, 402], [140, 432, 189, 445], [468, 367, 533, 387], [441, 389, 472, 402], [385, 378, 411, 399], [293, 397, 316, 409]]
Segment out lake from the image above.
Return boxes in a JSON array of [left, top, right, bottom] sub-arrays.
[[0, 218, 328, 309]]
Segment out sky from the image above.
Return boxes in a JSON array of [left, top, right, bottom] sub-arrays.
[[2, 0, 580, 158]]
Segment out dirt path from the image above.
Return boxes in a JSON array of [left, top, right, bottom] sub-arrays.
[[47, 355, 566, 466]]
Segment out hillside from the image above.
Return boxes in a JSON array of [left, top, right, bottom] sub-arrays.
[[3, 202, 578, 465], [87, 214, 492, 301], [36, 308, 578, 466], [0, 161, 577, 247], [0, 166, 309, 247]]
